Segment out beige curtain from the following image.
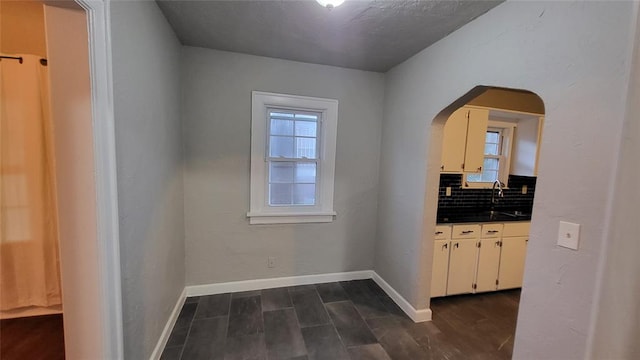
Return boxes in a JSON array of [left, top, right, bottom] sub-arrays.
[[0, 54, 62, 310]]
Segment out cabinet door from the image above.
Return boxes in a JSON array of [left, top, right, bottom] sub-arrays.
[[441, 107, 468, 172], [446, 239, 478, 295], [431, 240, 450, 297], [498, 236, 528, 290], [464, 107, 489, 173], [475, 239, 502, 292]]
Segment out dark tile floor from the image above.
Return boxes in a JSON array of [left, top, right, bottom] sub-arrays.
[[161, 280, 520, 360]]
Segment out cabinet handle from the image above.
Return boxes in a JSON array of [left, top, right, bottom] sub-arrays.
[[435, 231, 443, 235], [487, 230, 499, 233], [454, 242, 459, 248], [477, 166, 482, 171], [461, 163, 465, 170], [442, 243, 448, 250], [461, 230, 474, 234], [441, 165, 444, 171]]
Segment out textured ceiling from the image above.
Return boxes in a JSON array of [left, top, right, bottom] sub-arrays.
[[157, 0, 503, 73]]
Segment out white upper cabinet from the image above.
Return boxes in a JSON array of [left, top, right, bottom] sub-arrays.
[[441, 106, 489, 173], [441, 107, 468, 172], [464, 108, 490, 173], [510, 115, 544, 177]]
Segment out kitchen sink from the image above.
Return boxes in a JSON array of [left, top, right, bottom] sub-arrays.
[[498, 210, 530, 218]]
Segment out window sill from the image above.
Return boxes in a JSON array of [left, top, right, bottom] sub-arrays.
[[247, 211, 337, 225]]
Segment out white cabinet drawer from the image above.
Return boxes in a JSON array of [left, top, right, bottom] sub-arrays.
[[434, 225, 452, 240], [481, 223, 503, 238], [503, 222, 531, 237], [451, 224, 481, 239]]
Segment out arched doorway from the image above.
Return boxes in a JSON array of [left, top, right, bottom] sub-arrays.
[[422, 86, 545, 358]]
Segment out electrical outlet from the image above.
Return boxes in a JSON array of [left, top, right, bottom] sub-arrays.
[[267, 256, 276, 268], [557, 221, 580, 250], [522, 185, 528, 194], [446, 187, 452, 196]]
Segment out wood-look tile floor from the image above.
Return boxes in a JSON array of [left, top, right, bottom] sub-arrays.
[[0, 314, 65, 360], [162, 280, 520, 360]]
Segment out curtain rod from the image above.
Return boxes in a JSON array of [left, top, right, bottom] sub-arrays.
[[0, 55, 48, 66], [0, 55, 23, 63]]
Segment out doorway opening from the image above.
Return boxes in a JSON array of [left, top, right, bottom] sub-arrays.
[[426, 86, 545, 358], [1, 0, 122, 358]]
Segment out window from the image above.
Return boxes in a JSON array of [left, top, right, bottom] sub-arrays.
[[267, 109, 319, 206], [248, 91, 338, 224], [466, 121, 514, 187]]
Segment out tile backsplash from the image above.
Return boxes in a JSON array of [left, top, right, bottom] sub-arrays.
[[437, 174, 536, 217]]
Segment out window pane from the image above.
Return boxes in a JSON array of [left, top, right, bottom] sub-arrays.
[[486, 131, 500, 143], [270, 119, 293, 136], [270, 136, 294, 158], [468, 157, 500, 183], [270, 162, 294, 183], [467, 173, 482, 182], [481, 170, 499, 182], [484, 143, 499, 155], [484, 158, 499, 171], [295, 121, 317, 137], [295, 163, 316, 183], [295, 137, 316, 159], [269, 183, 292, 205], [293, 184, 316, 205]]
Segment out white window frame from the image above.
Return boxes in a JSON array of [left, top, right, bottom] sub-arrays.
[[465, 120, 515, 188], [248, 91, 338, 224]]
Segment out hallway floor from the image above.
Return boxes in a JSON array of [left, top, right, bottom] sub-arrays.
[[162, 280, 520, 360], [0, 314, 65, 360]]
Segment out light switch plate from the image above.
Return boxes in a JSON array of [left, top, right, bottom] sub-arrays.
[[557, 221, 580, 250]]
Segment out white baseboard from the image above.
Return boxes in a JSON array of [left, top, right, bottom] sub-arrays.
[[371, 272, 432, 322], [185, 270, 373, 297], [149, 288, 187, 360], [151, 270, 432, 359]]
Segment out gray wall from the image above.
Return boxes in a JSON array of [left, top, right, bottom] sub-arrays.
[[589, 3, 640, 358], [375, 1, 635, 359], [181, 47, 384, 285], [110, 1, 185, 359]]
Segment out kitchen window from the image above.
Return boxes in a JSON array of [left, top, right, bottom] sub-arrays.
[[466, 121, 514, 187], [248, 91, 338, 224]]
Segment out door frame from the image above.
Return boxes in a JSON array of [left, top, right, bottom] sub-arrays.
[[73, 0, 123, 358]]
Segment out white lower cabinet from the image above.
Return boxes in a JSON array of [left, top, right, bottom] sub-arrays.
[[431, 221, 530, 298], [446, 224, 480, 295], [431, 239, 450, 297], [475, 238, 502, 292], [498, 236, 528, 290], [447, 239, 478, 295], [475, 223, 503, 292]]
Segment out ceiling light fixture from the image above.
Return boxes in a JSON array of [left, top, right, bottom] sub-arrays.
[[316, 0, 345, 9]]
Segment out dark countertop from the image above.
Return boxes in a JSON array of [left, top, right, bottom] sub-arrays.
[[437, 210, 531, 224]]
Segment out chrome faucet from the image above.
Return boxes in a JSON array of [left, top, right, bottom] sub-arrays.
[[491, 180, 504, 206]]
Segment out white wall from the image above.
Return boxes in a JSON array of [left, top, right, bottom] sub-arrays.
[[181, 47, 384, 285], [110, 1, 185, 359], [511, 116, 539, 177], [44, 5, 103, 358], [589, 3, 640, 358], [376, 1, 636, 359]]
